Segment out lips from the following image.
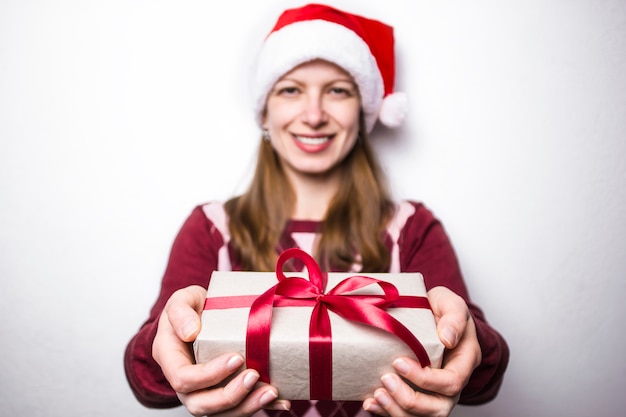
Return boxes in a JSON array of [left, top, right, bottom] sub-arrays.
[[293, 134, 334, 152]]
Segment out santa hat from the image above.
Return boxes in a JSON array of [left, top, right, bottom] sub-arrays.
[[252, 3, 407, 133]]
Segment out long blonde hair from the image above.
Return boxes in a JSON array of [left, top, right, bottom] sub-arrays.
[[224, 117, 395, 272]]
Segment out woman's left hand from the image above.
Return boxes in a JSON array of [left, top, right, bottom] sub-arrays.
[[362, 286, 482, 417]]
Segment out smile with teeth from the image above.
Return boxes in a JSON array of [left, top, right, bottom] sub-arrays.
[[294, 135, 332, 145]]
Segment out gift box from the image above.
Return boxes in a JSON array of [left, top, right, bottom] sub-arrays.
[[193, 248, 444, 401]]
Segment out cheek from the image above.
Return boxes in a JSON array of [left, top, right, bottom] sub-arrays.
[[331, 103, 361, 129], [265, 102, 301, 128]]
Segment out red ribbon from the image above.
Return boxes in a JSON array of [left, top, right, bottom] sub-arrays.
[[244, 248, 432, 400]]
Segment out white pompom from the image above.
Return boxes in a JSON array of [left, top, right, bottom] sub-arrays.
[[378, 92, 408, 128]]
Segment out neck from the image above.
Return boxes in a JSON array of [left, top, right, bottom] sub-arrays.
[[288, 171, 341, 221]]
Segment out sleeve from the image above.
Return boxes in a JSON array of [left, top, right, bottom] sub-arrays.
[[398, 202, 509, 405], [123, 205, 225, 408]]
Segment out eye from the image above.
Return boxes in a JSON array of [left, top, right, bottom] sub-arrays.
[[275, 86, 300, 96], [328, 84, 356, 97]]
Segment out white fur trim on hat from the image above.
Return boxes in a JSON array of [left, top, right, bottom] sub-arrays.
[[252, 19, 385, 133]]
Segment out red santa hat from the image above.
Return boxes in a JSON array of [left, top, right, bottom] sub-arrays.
[[252, 3, 407, 133]]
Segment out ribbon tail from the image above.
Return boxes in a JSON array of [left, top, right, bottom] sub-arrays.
[[327, 297, 432, 367], [246, 286, 279, 383], [309, 302, 333, 400]]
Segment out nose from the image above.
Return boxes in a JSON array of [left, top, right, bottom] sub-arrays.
[[301, 91, 328, 127]]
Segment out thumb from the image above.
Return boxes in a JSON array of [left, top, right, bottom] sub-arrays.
[[427, 286, 470, 350], [164, 285, 207, 342]]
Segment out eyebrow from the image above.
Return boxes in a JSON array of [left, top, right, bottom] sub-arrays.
[[275, 77, 356, 87]]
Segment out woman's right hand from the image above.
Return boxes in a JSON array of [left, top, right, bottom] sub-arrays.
[[152, 285, 290, 417]]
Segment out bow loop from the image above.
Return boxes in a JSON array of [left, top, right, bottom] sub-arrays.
[[275, 276, 321, 298], [326, 276, 400, 309], [275, 247, 326, 290]]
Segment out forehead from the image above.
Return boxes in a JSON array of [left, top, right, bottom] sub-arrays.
[[276, 59, 355, 83]]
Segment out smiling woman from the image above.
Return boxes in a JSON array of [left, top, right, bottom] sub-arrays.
[[123, 3, 509, 417]]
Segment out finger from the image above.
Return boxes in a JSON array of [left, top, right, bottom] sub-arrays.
[[392, 321, 479, 399], [372, 386, 413, 417], [263, 397, 292, 412], [374, 373, 456, 417], [427, 286, 469, 349], [167, 352, 245, 394], [362, 397, 388, 416], [181, 371, 281, 417]]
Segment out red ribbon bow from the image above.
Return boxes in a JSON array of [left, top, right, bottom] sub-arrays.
[[246, 248, 432, 399]]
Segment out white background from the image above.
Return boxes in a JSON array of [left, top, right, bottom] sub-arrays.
[[1, 0, 625, 416]]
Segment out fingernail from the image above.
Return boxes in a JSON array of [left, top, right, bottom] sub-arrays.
[[441, 326, 457, 347], [226, 355, 244, 372], [393, 358, 410, 375], [272, 400, 290, 411], [181, 319, 198, 339], [381, 374, 398, 393], [363, 399, 382, 414], [374, 389, 391, 407], [259, 388, 278, 405], [243, 371, 259, 390]]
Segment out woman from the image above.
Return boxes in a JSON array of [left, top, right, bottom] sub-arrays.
[[124, 4, 509, 417]]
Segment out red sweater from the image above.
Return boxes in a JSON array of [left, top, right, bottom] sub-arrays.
[[124, 201, 509, 412]]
